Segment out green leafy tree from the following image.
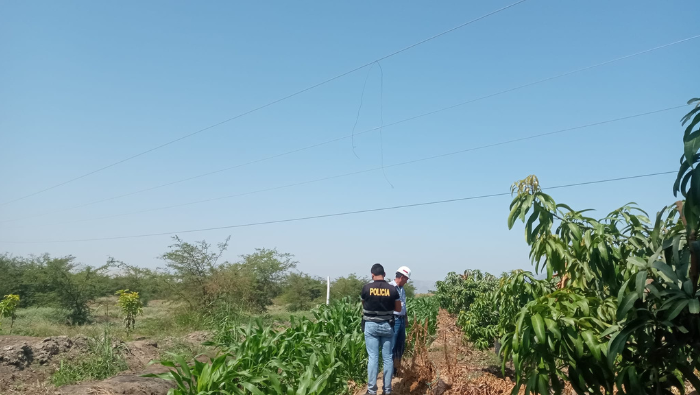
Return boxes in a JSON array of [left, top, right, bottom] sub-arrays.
[[504, 174, 654, 393], [494, 99, 700, 394], [458, 291, 499, 350], [204, 247, 297, 313], [434, 270, 498, 315], [494, 270, 554, 339], [0, 254, 108, 324], [115, 289, 143, 332], [40, 257, 109, 325], [160, 236, 230, 308], [0, 255, 25, 304], [280, 272, 325, 311], [330, 274, 368, 301], [237, 248, 297, 307], [0, 294, 20, 334], [107, 258, 173, 304]]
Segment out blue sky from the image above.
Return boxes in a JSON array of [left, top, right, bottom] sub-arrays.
[[1, 0, 698, 285]]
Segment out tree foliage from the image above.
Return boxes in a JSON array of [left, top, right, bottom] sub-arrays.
[[0, 294, 20, 334], [160, 236, 230, 308], [430, 99, 700, 394], [497, 99, 700, 395], [436, 269, 553, 350], [330, 274, 368, 302], [280, 272, 325, 311], [115, 289, 143, 332], [435, 270, 498, 315], [236, 247, 297, 309]]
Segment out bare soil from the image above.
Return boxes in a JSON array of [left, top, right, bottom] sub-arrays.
[[0, 333, 210, 395]]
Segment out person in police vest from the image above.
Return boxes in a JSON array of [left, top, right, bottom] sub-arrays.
[[389, 266, 411, 377], [361, 263, 401, 395]]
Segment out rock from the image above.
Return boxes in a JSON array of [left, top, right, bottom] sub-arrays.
[[0, 342, 32, 368], [0, 335, 89, 369], [33, 336, 74, 365]]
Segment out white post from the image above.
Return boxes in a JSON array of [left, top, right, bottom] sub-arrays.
[[326, 276, 330, 305]]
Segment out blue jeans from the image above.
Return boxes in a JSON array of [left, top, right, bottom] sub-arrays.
[[365, 321, 394, 394], [392, 316, 406, 360]]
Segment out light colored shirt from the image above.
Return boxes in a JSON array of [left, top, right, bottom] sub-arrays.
[[389, 280, 406, 316]]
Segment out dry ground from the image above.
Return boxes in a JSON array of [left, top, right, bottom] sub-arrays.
[[0, 333, 210, 395]]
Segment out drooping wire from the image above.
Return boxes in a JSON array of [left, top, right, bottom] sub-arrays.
[[3, 31, 697, 223], [351, 64, 375, 158], [0, 0, 530, 207], [376, 61, 394, 188]]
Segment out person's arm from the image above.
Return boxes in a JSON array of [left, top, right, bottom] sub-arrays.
[[402, 290, 407, 316], [392, 286, 401, 312]]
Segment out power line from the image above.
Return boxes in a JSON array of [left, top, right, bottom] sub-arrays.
[[3, 31, 696, 222], [1, 103, 686, 226], [0, 171, 676, 244], [0, 0, 529, 208]]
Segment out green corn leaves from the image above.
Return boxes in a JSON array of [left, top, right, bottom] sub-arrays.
[[152, 297, 440, 395]]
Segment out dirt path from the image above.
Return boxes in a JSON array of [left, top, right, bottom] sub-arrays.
[[355, 310, 520, 395]]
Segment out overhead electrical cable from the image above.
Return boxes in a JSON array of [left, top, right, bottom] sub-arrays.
[[0, 171, 676, 244], [8, 103, 686, 227], [0, 0, 529, 207], [3, 32, 696, 224]]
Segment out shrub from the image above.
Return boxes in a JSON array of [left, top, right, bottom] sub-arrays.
[[0, 294, 20, 334], [51, 330, 127, 386], [115, 289, 143, 332]]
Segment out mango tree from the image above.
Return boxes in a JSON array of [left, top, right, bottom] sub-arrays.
[[0, 294, 20, 334], [503, 98, 700, 394], [115, 289, 143, 332]]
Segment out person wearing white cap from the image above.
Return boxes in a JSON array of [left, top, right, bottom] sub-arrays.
[[389, 265, 411, 377]]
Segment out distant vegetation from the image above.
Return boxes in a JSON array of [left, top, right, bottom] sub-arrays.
[[0, 238, 414, 329]]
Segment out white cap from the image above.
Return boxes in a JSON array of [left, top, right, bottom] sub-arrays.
[[397, 266, 411, 279]]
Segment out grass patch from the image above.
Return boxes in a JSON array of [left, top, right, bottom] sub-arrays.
[[1, 307, 124, 338], [158, 337, 207, 360], [263, 303, 315, 323], [1, 301, 214, 339], [2, 301, 317, 344], [51, 330, 128, 387]]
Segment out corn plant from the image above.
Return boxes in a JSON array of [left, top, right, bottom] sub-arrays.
[[115, 289, 143, 332], [406, 295, 439, 335], [0, 294, 20, 334], [149, 299, 368, 395]]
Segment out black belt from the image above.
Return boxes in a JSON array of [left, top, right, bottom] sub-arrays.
[[395, 315, 406, 320]]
